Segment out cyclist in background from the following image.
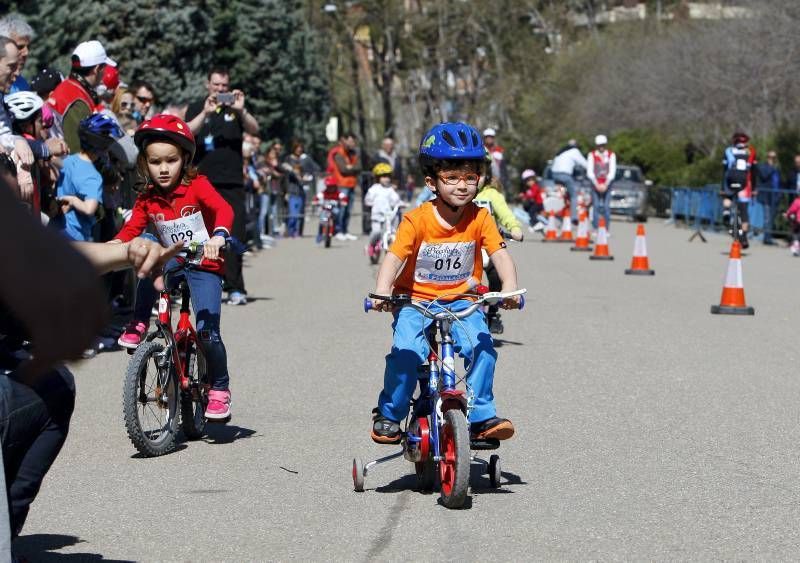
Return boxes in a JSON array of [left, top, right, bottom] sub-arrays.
[[364, 162, 403, 256], [721, 131, 756, 249]]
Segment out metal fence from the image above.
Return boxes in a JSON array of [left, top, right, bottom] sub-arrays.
[[663, 185, 796, 238]]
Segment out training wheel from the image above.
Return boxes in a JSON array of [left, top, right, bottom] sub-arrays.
[[488, 454, 501, 488], [352, 458, 365, 492]]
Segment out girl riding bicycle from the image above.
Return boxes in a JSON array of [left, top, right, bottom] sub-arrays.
[[111, 114, 235, 421], [369, 121, 522, 445]]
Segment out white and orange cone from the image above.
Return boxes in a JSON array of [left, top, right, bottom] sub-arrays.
[[589, 217, 613, 260], [543, 210, 558, 242], [624, 224, 655, 275], [711, 240, 755, 315], [558, 207, 574, 242], [570, 209, 592, 252]]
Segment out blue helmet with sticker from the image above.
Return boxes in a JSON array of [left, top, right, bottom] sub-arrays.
[[418, 122, 485, 164], [78, 113, 123, 152]]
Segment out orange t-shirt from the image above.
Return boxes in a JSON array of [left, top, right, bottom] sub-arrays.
[[389, 202, 506, 301]]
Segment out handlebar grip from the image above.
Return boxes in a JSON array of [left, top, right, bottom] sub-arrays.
[[364, 298, 373, 313], [519, 295, 525, 310]]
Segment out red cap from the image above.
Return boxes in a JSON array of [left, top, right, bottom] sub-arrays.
[[102, 65, 124, 91]]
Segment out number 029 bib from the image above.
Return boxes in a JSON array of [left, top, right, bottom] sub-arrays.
[[414, 241, 475, 285], [154, 212, 210, 247]]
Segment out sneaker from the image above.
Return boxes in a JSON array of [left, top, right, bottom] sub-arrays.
[[205, 389, 231, 421], [531, 222, 544, 233], [470, 417, 515, 440], [371, 408, 401, 444], [335, 233, 348, 241], [118, 321, 147, 349], [344, 233, 358, 241], [227, 292, 247, 305], [488, 315, 504, 335], [791, 241, 800, 256], [81, 347, 97, 359]]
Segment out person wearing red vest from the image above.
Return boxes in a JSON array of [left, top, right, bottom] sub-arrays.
[[586, 134, 617, 230], [326, 132, 361, 240]]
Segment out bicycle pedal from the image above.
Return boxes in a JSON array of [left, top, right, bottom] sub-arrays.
[[470, 438, 500, 450]]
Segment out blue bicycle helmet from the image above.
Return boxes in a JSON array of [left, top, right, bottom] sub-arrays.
[[78, 113, 123, 151], [419, 121, 484, 162]]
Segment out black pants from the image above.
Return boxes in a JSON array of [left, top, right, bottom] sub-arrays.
[[216, 186, 247, 295], [0, 366, 74, 538]]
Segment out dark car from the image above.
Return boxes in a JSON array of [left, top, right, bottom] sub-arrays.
[[609, 165, 652, 222]]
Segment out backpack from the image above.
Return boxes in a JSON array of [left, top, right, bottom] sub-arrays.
[[725, 146, 751, 192]]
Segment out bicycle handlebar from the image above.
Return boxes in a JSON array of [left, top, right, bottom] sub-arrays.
[[364, 289, 526, 317]]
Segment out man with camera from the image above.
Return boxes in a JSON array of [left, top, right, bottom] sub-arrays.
[[186, 67, 259, 305]]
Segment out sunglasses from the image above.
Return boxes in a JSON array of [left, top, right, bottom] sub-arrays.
[[120, 102, 132, 109], [136, 95, 153, 104]]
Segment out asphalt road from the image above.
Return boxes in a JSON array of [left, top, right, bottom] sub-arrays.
[[16, 215, 800, 561]]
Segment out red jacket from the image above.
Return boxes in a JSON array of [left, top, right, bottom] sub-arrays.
[[114, 175, 234, 274], [47, 78, 98, 115]]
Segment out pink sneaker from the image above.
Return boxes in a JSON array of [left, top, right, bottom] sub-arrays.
[[118, 321, 147, 349], [205, 389, 231, 421]]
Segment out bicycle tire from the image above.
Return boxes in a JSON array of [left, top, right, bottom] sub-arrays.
[[180, 341, 209, 440], [123, 340, 179, 457], [325, 217, 332, 248], [438, 409, 470, 508]]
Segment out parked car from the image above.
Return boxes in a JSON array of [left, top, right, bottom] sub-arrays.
[[609, 165, 652, 222]]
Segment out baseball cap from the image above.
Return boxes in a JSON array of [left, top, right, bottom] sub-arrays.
[[483, 127, 497, 137], [595, 134, 608, 146], [29, 67, 63, 97], [72, 40, 116, 68]]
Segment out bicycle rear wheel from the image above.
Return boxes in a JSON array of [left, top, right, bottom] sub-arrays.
[[123, 340, 179, 457], [180, 341, 209, 440], [325, 216, 333, 248], [438, 409, 470, 508]]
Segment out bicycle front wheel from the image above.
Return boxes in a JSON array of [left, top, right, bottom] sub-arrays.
[[180, 342, 209, 440], [438, 409, 470, 508], [123, 340, 179, 457]]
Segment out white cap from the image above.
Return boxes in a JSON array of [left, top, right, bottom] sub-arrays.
[[595, 134, 608, 146], [72, 40, 116, 68], [521, 169, 537, 181], [483, 127, 496, 137]]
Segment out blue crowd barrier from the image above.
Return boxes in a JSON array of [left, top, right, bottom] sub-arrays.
[[667, 185, 796, 238]]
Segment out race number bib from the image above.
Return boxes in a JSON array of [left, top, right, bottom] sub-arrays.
[[735, 159, 748, 171], [414, 241, 475, 285], [154, 212, 210, 247]]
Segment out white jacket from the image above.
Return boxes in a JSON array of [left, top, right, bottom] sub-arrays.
[[551, 147, 588, 176], [364, 183, 401, 221]]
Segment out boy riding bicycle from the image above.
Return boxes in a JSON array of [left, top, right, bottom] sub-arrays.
[[369, 122, 521, 445], [722, 131, 756, 249]]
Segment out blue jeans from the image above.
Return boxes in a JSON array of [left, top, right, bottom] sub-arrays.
[[377, 300, 498, 424], [592, 188, 612, 230], [133, 258, 230, 391], [286, 194, 303, 236], [337, 187, 355, 234], [257, 193, 269, 237], [552, 172, 577, 222]]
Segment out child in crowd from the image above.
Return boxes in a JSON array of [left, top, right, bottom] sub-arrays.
[[785, 195, 800, 256], [113, 114, 235, 421], [369, 121, 522, 444], [519, 169, 544, 232], [364, 162, 403, 256], [52, 114, 121, 241]]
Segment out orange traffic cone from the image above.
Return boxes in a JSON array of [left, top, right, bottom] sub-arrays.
[[543, 210, 558, 242], [624, 224, 655, 275], [570, 210, 592, 252], [558, 207, 574, 242], [711, 240, 754, 315], [589, 217, 614, 260]]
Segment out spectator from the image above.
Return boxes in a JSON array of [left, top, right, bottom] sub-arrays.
[[483, 127, 509, 190], [551, 139, 589, 223], [586, 134, 617, 231], [48, 40, 116, 152], [754, 150, 781, 245], [112, 88, 137, 135], [129, 80, 156, 123], [786, 154, 800, 195], [0, 37, 35, 179], [373, 136, 403, 187], [186, 66, 259, 306], [283, 139, 319, 237], [29, 67, 62, 100], [263, 141, 285, 238], [326, 131, 361, 240], [403, 173, 415, 202], [0, 14, 33, 94]]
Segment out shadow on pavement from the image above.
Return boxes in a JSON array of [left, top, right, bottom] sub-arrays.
[[14, 534, 134, 562], [469, 462, 527, 494], [238, 296, 273, 303], [202, 424, 257, 445], [493, 339, 524, 347], [129, 443, 187, 459]]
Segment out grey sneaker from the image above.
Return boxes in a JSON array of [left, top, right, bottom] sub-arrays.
[[227, 292, 247, 305]]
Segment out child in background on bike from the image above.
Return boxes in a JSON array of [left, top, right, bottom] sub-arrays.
[[369, 121, 522, 444], [52, 114, 122, 241], [785, 194, 800, 256], [112, 114, 235, 421], [313, 174, 348, 244], [364, 162, 403, 257]]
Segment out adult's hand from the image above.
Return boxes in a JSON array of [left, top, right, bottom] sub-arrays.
[[203, 95, 219, 115], [13, 138, 34, 166], [232, 89, 246, 112], [45, 137, 69, 157], [126, 238, 183, 279]]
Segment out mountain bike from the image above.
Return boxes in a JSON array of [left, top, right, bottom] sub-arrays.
[[122, 243, 217, 457], [353, 288, 526, 508]]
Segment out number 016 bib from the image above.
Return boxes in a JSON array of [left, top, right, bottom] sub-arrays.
[[414, 241, 475, 285], [155, 212, 210, 247]]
